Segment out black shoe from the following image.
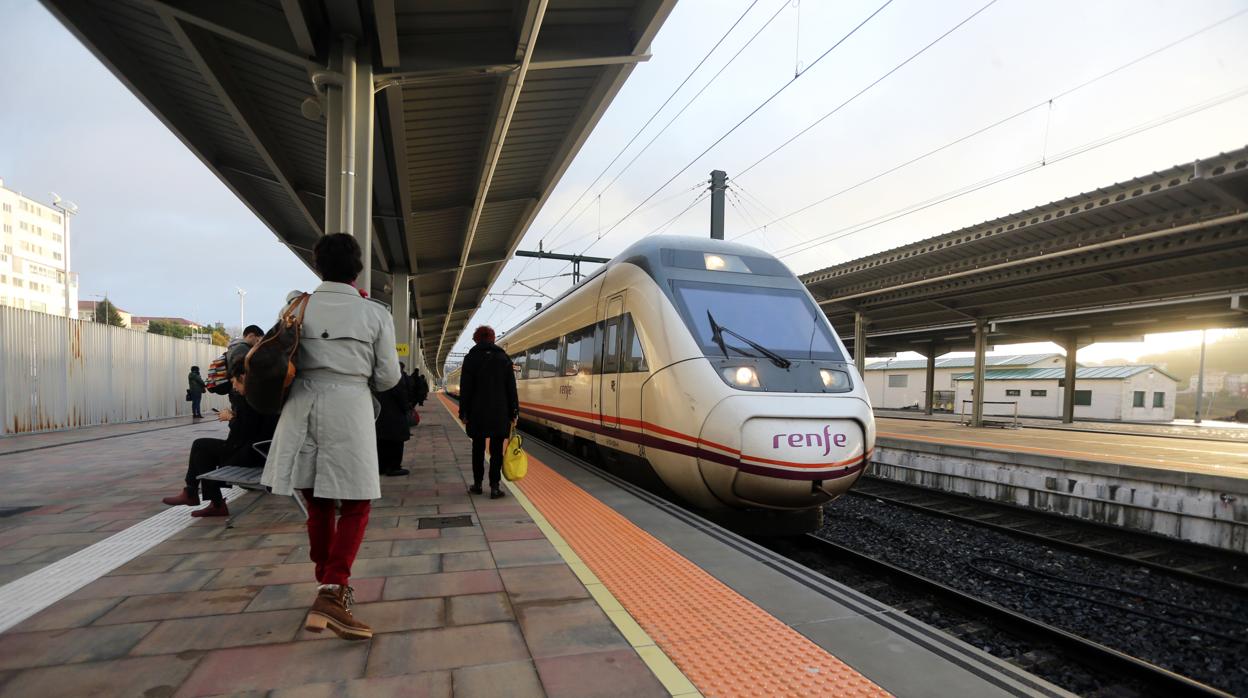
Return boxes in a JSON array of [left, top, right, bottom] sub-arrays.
[[490, 486, 505, 499], [383, 468, 410, 477], [468, 484, 483, 495]]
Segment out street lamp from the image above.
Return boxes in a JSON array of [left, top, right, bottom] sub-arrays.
[[236, 287, 246, 334], [50, 193, 78, 319]]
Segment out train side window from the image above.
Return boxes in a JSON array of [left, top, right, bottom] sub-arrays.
[[564, 326, 592, 376], [510, 353, 527, 380], [601, 319, 621, 374], [622, 315, 647, 373], [526, 347, 541, 379], [540, 341, 559, 378]]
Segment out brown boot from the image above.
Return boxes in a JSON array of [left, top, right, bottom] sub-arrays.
[[190, 501, 229, 518], [305, 585, 372, 640], [162, 488, 200, 507]]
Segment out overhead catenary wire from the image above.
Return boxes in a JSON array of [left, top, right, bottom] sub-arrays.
[[726, 5, 1248, 244]]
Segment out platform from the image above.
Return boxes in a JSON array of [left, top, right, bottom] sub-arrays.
[[0, 403, 1066, 697], [874, 417, 1248, 552]]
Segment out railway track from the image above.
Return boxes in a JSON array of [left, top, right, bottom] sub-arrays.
[[850, 477, 1248, 592]]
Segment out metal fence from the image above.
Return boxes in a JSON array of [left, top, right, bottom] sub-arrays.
[[0, 306, 228, 435]]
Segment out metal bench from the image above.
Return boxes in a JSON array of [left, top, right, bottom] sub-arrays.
[[197, 441, 307, 527]]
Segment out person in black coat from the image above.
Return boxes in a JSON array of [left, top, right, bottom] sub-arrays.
[[375, 378, 411, 477], [458, 325, 519, 498], [162, 362, 279, 517]]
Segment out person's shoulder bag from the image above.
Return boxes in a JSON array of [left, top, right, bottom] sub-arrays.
[[243, 293, 311, 415]]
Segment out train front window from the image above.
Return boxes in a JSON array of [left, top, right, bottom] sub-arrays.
[[671, 280, 843, 361]]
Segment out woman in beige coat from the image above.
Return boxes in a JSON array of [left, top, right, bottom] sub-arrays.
[[261, 233, 400, 640]]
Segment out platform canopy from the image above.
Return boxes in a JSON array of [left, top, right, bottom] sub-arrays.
[[44, 0, 675, 372], [802, 146, 1248, 357]]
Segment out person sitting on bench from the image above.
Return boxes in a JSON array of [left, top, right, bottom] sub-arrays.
[[162, 362, 279, 517]]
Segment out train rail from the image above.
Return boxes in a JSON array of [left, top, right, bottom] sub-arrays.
[[786, 534, 1232, 698], [850, 477, 1248, 592]]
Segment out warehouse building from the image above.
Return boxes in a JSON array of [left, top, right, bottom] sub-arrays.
[[951, 366, 1178, 421]]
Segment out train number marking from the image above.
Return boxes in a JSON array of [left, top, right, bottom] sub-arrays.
[[772, 426, 849, 456]]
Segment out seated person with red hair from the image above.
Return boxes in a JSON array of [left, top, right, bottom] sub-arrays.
[[161, 362, 279, 517]]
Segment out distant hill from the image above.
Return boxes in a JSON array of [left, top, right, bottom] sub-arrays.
[[1128, 330, 1248, 387]]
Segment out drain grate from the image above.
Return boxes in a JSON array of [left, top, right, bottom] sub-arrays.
[[417, 515, 474, 529], [0, 506, 41, 519]]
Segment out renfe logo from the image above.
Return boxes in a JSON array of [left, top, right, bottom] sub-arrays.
[[772, 426, 849, 457]]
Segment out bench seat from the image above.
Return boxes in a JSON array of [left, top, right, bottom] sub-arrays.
[[198, 463, 307, 525]]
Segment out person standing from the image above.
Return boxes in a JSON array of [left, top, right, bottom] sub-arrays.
[[375, 378, 411, 478], [187, 366, 206, 419], [458, 325, 518, 499], [261, 233, 400, 641]]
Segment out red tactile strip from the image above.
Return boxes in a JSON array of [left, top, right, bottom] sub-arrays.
[[436, 396, 890, 696]]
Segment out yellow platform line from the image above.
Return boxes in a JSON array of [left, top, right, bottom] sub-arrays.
[[435, 394, 700, 697]]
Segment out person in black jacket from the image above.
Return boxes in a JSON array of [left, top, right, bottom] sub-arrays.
[[458, 325, 519, 498], [162, 362, 279, 517], [375, 377, 411, 478]]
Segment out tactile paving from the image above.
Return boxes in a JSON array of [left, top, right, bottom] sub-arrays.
[[506, 439, 891, 696]]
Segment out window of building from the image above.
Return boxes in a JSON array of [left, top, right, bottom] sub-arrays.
[[1030, 389, 1047, 397], [2, 224, 10, 233], [31, 301, 47, 313], [19, 222, 28, 231], [1133, 391, 1145, 408], [1073, 390, 1092, 406], [53, 252, 62, 261], [1005, 389, 1021, 397], [2, 202, 11, 212], [887, 374, 908, 388], [12, 278, 22, 288], [621, 315, 648, 373], [1153, 392, 1165, 408]]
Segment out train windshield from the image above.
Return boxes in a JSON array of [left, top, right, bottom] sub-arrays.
[[670, 280, 844, 361]]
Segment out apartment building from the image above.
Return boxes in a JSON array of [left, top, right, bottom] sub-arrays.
[[0, 178, 77, 317]]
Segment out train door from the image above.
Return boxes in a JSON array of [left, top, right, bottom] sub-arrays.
[[598, 294, 624, 428]]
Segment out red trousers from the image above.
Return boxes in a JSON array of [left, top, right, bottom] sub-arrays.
[[300, 490, 371, 586]]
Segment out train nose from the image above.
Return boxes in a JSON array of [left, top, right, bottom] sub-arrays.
[[697, 397, 872, 509]]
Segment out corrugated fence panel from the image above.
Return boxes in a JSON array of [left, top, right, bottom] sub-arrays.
[[0, 306, 226, 435]]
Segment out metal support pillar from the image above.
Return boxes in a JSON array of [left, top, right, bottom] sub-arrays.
[[853, 311, 867, 378], [1195, 329, 1207, 424], [352, 58, 375, 292], [391, 272, 410, 350], [709, 170, 727, 240], [924, 344, 937, 415], [971, 318, 987, 427], [324, 44, 345, 232], [323, 37, 374, 291], [1062, 335, 1078, 424]]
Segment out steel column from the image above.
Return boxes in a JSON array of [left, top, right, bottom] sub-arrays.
[[710, 169, 727, 240], [853, 311, 867, 377], [1062, 335, 1078, 423], [324, 42, 346, 234], [391, 272, 410, 349], [924, 344, 936, 415], [972, 319, 987, 427], [352, 54, 375, 292]]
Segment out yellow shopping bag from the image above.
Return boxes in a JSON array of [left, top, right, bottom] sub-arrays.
[[503, 427, 528, 481]]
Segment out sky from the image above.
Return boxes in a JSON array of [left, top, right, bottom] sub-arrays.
[[2, 0, 1246, 365]]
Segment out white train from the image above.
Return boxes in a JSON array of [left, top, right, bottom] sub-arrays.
[[446, 235, 874, 526]]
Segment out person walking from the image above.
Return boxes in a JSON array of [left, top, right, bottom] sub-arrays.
[[187, 366, 206, 419], [260, 233, 401, 641], [458, 325, 518, 499]]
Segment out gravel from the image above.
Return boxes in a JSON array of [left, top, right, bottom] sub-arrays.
[[813, 494, 1248, 696]]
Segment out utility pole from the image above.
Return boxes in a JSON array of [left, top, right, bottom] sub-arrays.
[[709, 170, 727, 240], [1194, 329, 1207, 424], [50, 194, 78, 319], [236, 288, 246, 333]]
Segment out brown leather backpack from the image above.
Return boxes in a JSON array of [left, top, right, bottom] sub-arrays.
[[243, 293, 310, 415]]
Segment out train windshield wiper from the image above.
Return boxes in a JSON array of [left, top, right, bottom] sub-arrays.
[[706, 311, 791, 369]]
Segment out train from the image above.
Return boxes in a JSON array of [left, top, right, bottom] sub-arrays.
[[446, 235, 874, 529]]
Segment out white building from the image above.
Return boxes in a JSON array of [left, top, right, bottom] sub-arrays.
[[78, 300, 132, 328], [952, 365, 1178, 422], [0, 179, 77, 317], [864, 353, 1066, 410]]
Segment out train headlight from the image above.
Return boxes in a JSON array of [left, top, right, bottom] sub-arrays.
[[722, 366, 760, 388], [820, 368, 851, 392]]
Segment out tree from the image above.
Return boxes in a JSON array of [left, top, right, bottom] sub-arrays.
[[94, 298, 124, 327], [209, 322, 230, 347], [148, 319, 192, 339]]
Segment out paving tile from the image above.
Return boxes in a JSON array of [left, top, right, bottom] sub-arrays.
[[95, 587, 261, 625], [0, 653, 200, 697], [348, 553, 439, 578], [489, 539, 563, 568], [535, 648, 668, 698], [0, 545, 66, 565], [176, 639, 369, 696], [0, 622, 156, 670], [148, 535, 262, 555], [382, 569, 504, 601], [268, 673, 452, 698], [68, 569, 220, 600], [7, 531, 112, 549], [365, 622, 530, 676], [130, 609, 304, 654], [440, 550, 494, 572], [243, 577, 384, 613], [484, 524, 546, 542], [389, 536, 487, 556], [516, 599, 629, 659], [106, 553, 187, 576], [452, 660, 545, 698], [172, 547, 297, 571], [284, 540, 393, 565], [341, 598, 443, 634], [500, 564, 590, 605], [360, 526, 441, 542], [0, 563, 44, 585], [203, 562, 317, 589], [447, 593, 514, 626], [12, 597, 123, 632]]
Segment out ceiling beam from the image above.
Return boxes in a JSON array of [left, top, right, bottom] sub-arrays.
[[372, 0, 401, 68], [279, 0, 317, 57], [435, 0, 548, 365], [391, 26, 641, 76], [134, 0, 318, 69], [162, 17, 324, 241]]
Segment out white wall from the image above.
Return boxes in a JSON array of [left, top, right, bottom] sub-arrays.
[[952, 375, 1178, 421], [1119, 372, 1177, 421]]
